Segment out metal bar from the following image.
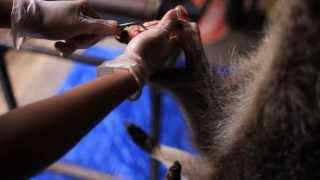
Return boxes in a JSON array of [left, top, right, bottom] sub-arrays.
[[150, 87, 162, 180], [148, 0, 212, 178], [48, 162, 122, 180], [149, 53, 179, 180], [0, 43, 105, 66], [20, 44, 104, 66], [0, 45, 17, 110]]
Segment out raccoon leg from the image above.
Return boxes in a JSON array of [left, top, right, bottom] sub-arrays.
[[165, 161, 182, 180], [126, 123, 195, 168], [126, 123, 213, 179]]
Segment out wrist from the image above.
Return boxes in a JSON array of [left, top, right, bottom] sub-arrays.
[[97, 53, 146, 100], [121, 52, 149, 81]]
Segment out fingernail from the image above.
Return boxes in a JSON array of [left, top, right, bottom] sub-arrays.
[[175, 5, 189, 20]]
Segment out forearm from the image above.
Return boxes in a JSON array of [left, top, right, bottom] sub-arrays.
[[0, 68, 138, 178], [152, 52, 226, 154], [0, 0, 12, 28], [172, 72, 225, 154]]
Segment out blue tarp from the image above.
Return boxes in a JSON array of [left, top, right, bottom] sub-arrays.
[[33, 47, 196, 180]]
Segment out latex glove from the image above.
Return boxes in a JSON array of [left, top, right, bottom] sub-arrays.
[[116, 5, 188, 44], [11, 0, 118, 55], [149, 20, 213, 92], [123, 6, 189, 78], [97, 6, 188, 100]]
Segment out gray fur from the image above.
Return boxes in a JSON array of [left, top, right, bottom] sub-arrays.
[[145, 0, 320, 179]]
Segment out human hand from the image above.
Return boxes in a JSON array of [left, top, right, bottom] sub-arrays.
[[97, 6, 190, 100], [121, 6, 207, 78], [116, 5, 189, 44], [121, 6, 189, 78], [149, 19, 212, 90], [11, 0, 118, 55]]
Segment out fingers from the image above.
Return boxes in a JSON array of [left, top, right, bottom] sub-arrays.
[[55, 35, 104, 56], [175, 5, 189, 20], [143, 21, 159, 28], [77, 0, 118, 36], [159, 5, 189, 26], [159, 9, 178, 26], [118, 6, 189, 44], [156, 6, 190, 43], [158, 8, 180, 32], [80, 18, 118, 36], [79, 0, 100, 19]]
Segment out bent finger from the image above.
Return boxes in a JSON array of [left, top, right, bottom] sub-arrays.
[[159, 5, 189, 27]]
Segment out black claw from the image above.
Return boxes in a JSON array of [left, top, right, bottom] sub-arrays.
[[166, 161, 182, 180], [126, 123, 158, 153], [115, 30, 130, 44]]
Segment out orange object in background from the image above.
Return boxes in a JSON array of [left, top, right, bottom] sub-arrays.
[[192, 0, 206, 7], [192, 0, 229, 44]]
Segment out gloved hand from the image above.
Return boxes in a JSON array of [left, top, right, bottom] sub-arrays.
[[120, 6, 189, 80], [97, 6, 187, 101], [11, 0, 118, 55]]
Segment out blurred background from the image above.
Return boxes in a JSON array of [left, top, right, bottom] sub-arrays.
[[0, 0, 274, 179]]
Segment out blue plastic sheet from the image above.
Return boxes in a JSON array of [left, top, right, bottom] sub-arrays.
[[33, 47, 196, 180]]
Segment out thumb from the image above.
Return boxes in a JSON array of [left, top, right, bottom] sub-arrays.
[[157, 6, 189, 41]]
